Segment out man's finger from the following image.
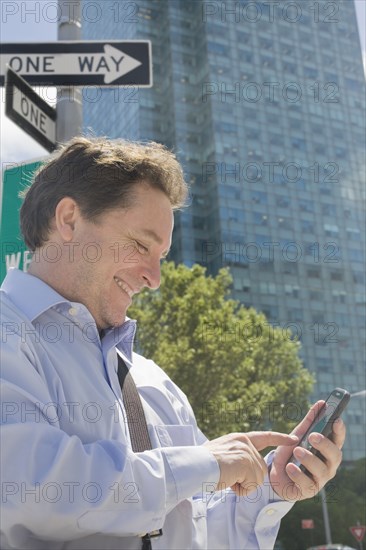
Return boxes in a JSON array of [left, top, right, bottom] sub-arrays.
[[329, 417, 346, 450], [290, 401, 326, 440], [246, 431, 299, 451]]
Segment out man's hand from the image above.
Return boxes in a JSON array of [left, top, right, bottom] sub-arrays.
[[204, 431, 298, 496], [270, 401, 346, 501]]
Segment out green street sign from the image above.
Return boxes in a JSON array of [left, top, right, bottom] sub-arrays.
[[1, 158, 45, 283]]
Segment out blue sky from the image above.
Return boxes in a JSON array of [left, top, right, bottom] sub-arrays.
[[1, 0, 365, 165]]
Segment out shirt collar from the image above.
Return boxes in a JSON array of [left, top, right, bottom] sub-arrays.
[[103, 321, 137, 363], [1, 268, 69, 321], [1, 268, 137, 360]]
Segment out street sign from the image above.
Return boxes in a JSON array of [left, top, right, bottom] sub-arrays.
[[350, 526, 366, 542], [1, 158, 45, 283], [0, 41, 152, 87], [301, 519, 314, 529], [5, 67, 56, 152]]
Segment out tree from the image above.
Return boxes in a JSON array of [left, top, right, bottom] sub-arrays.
[[129, 262, 314, 439]]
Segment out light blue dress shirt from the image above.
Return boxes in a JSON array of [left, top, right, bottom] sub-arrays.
[[1, 268, 293, 549]]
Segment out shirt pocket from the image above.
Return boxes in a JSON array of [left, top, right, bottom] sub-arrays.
[[155, 424, 196, 447]]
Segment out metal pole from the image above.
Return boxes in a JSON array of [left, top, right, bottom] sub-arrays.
[[320, 487, 332, 544], [56, 0, 82, 143]]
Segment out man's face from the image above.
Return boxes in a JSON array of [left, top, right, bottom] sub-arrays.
[[62, 184, 174, 330]]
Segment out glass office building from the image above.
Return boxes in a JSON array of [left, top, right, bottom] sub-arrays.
[[82, 0, 365, 460]]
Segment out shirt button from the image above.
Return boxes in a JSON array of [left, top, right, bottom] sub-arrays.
[[68, 307, 78, 316], [266, 508, 276, 516]]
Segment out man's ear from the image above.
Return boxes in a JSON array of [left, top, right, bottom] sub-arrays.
[[54, 197, 79, 242]]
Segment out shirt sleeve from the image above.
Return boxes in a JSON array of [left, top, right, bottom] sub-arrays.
[[0, 332, 219, 542], [203, 452, 294, 549]]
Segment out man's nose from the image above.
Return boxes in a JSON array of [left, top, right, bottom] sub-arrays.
[[142, 260, 161, 290]]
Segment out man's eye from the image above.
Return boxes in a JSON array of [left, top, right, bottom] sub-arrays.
[[136, 242, 149, 254]]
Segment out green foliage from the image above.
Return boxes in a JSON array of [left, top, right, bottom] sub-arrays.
[[129, 262, 314, 439], [278, 458, 366, 550]]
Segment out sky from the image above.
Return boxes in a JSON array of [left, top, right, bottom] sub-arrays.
[[1, 0, 365, 166]]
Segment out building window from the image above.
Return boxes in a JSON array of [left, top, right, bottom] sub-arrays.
[[299, 200, 314, 213], [291, 138, 306, 151], [309, 290, 322, 301], [353, 271, 365, 284], [330, 270, 343, 282], [289, 309, 303, 322], [332, 291, 347, 304], [307, 267, 321, 278], [322, 204, 337, 216], [282, 62, 297, 74], [253, 212, 268, 226], [317, 358, 332, 373], [261, 306, 279, 323], [283, 263, 298, 275], [276, 196, 290, 208], [278, 217, 293, 230], [348, 249, 364, 263], [261, 56, 276, 69], [251, 191, 267, 204], [324, 224, 339, 238], [304, 66, 318, 79], [259, 282, 276, 295], [207, 42, 229, 56], [285, 285, 300, 298]]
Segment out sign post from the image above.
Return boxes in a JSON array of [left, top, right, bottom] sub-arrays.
[[56, 0, 82, 143], [5, 67, 56, 152]]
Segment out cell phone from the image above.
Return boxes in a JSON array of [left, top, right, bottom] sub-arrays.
[[289, 387, 350, 471]]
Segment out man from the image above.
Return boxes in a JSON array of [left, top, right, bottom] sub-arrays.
[[1, 137, 345, 549]]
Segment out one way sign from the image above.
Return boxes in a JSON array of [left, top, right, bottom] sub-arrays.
[[0, 41, 152, 87], [6, 67, 56, 152]]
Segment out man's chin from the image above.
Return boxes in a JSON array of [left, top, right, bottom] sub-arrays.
[[97, 311, 127, 332], [108, 312, 128, 329]]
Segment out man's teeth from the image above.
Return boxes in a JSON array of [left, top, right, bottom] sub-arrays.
[[114, 277, 133, 297]]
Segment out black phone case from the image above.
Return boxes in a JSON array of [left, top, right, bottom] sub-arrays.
[[292, 388, 350, 474]]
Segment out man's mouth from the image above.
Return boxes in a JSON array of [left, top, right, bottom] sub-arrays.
[[113, 277, 135, 298]]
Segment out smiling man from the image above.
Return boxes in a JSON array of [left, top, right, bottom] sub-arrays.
[[0, 137, 345, 550], [27, 184, 173, 331], [19, 138, 177, 332]]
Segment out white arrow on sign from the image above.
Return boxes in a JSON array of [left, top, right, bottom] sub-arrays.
[[1, 45, 142, 85]]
